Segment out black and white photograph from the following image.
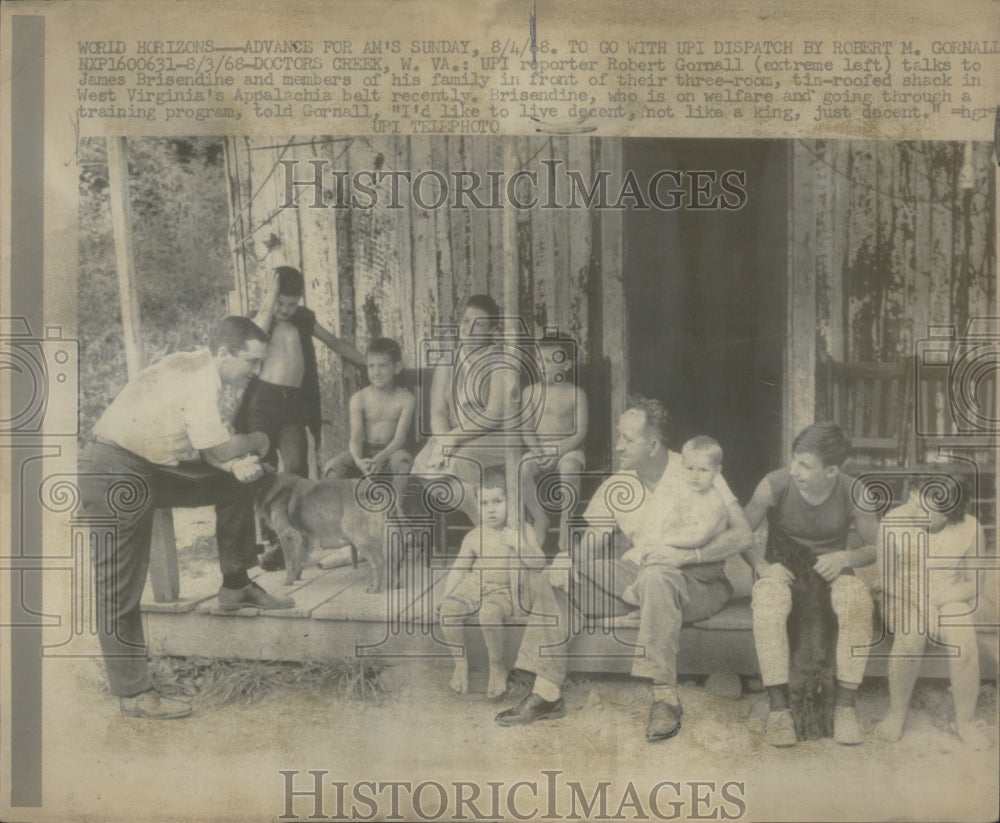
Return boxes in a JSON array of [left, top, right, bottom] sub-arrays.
[[61, 132, 1000, 820]]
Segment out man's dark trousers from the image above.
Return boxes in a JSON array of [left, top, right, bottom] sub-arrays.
[[78, 440, 258, 697]]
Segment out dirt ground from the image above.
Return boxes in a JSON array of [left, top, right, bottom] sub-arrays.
[[39, 654, 998, 823], [32, 509, 999, 823]]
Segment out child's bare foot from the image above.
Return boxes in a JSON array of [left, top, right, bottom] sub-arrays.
[[487, 664, 509, 701], [874, 712, 906, 742], [956, 719, 990, 751], [450, 659, 469, 695]]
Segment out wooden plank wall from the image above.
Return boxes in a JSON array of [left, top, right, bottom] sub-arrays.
[[790, 140, 996, 450], [795, 140, 995, 363], [226, 135, 611, 458]]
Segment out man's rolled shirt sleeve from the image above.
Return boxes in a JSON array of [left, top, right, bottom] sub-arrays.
[[182, 370, 231, 452]]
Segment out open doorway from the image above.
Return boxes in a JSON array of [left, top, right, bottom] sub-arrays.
[[623, 139, 788, 501]]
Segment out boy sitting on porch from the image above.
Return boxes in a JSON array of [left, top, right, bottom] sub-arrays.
[[234, 266, 365, 568], [523, 334, 588, 551], [438, 467, 546, 700], [323, 336, 416, 516], [621, 436, 729, 606]]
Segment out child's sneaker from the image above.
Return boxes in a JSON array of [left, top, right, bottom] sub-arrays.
[[833, 705, 863, 745], [764, 709, 797, 747]]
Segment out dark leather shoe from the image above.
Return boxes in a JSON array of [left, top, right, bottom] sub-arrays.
[[646, 700, 682, 742], [495, 693, 565, 726], [119, 690, 192, 719], [259, 545, 286, 571], [217, 581, 295, 611]]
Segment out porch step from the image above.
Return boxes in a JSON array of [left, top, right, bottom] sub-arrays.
[[141, 563, 997, 680]]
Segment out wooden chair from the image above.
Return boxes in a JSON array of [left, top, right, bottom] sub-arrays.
[[817, 359, 912, 473], [912, 350, 997, 463]]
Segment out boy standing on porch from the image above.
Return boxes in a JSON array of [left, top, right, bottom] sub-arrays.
[[235, 266, 365, 567]]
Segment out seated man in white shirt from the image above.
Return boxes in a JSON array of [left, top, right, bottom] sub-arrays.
[[497, 396, 754, 743], [79, 316, 295, 720]]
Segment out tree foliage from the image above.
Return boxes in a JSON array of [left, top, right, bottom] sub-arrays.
[[78, 137, 232, 437]]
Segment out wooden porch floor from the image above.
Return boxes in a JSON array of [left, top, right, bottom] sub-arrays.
[[140, 554, 998, 681]]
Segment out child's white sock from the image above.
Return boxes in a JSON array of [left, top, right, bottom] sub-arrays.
[[533, 676, 561, 702]]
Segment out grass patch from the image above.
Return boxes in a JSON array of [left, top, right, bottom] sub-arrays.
[[149, 655, 392, 708]]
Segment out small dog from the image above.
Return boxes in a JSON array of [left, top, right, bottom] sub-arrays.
[[256, 472, 388, 591], [765, 529, 838, 740]]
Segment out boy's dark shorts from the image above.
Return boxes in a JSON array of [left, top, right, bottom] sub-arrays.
[[245, 379, 306, 432]]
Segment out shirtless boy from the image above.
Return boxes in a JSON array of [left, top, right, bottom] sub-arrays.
[[235, 266, 365, 569], [622, 435, 729, 605], [324, 337, 416, 513], [237, 266, 365, 476], [523, 336, 588, 550]]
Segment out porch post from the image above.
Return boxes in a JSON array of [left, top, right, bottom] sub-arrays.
[[598, 139, 627, 445], [784, 141, 818, 456], [106, 136, 180, 602], [502, 138, 521, 533]]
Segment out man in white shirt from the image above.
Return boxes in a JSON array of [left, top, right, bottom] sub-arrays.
[[496, 397, 754, 742], [79, 316, 295, 720]]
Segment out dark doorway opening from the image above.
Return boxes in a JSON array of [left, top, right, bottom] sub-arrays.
[[623, 139, 788, 501]]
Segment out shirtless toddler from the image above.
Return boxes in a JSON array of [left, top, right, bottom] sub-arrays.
[[622, 436, 728, 605], [438, 468, 545, 699]]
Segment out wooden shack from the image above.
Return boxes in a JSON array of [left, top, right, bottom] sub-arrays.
[[223, 136, 996, 501], [131, 136, 997, 670]]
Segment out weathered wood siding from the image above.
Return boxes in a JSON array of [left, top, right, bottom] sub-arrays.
[[795, 140, 996, 361], [789, 140, 996, 450], [225, 135, 619, 456]]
